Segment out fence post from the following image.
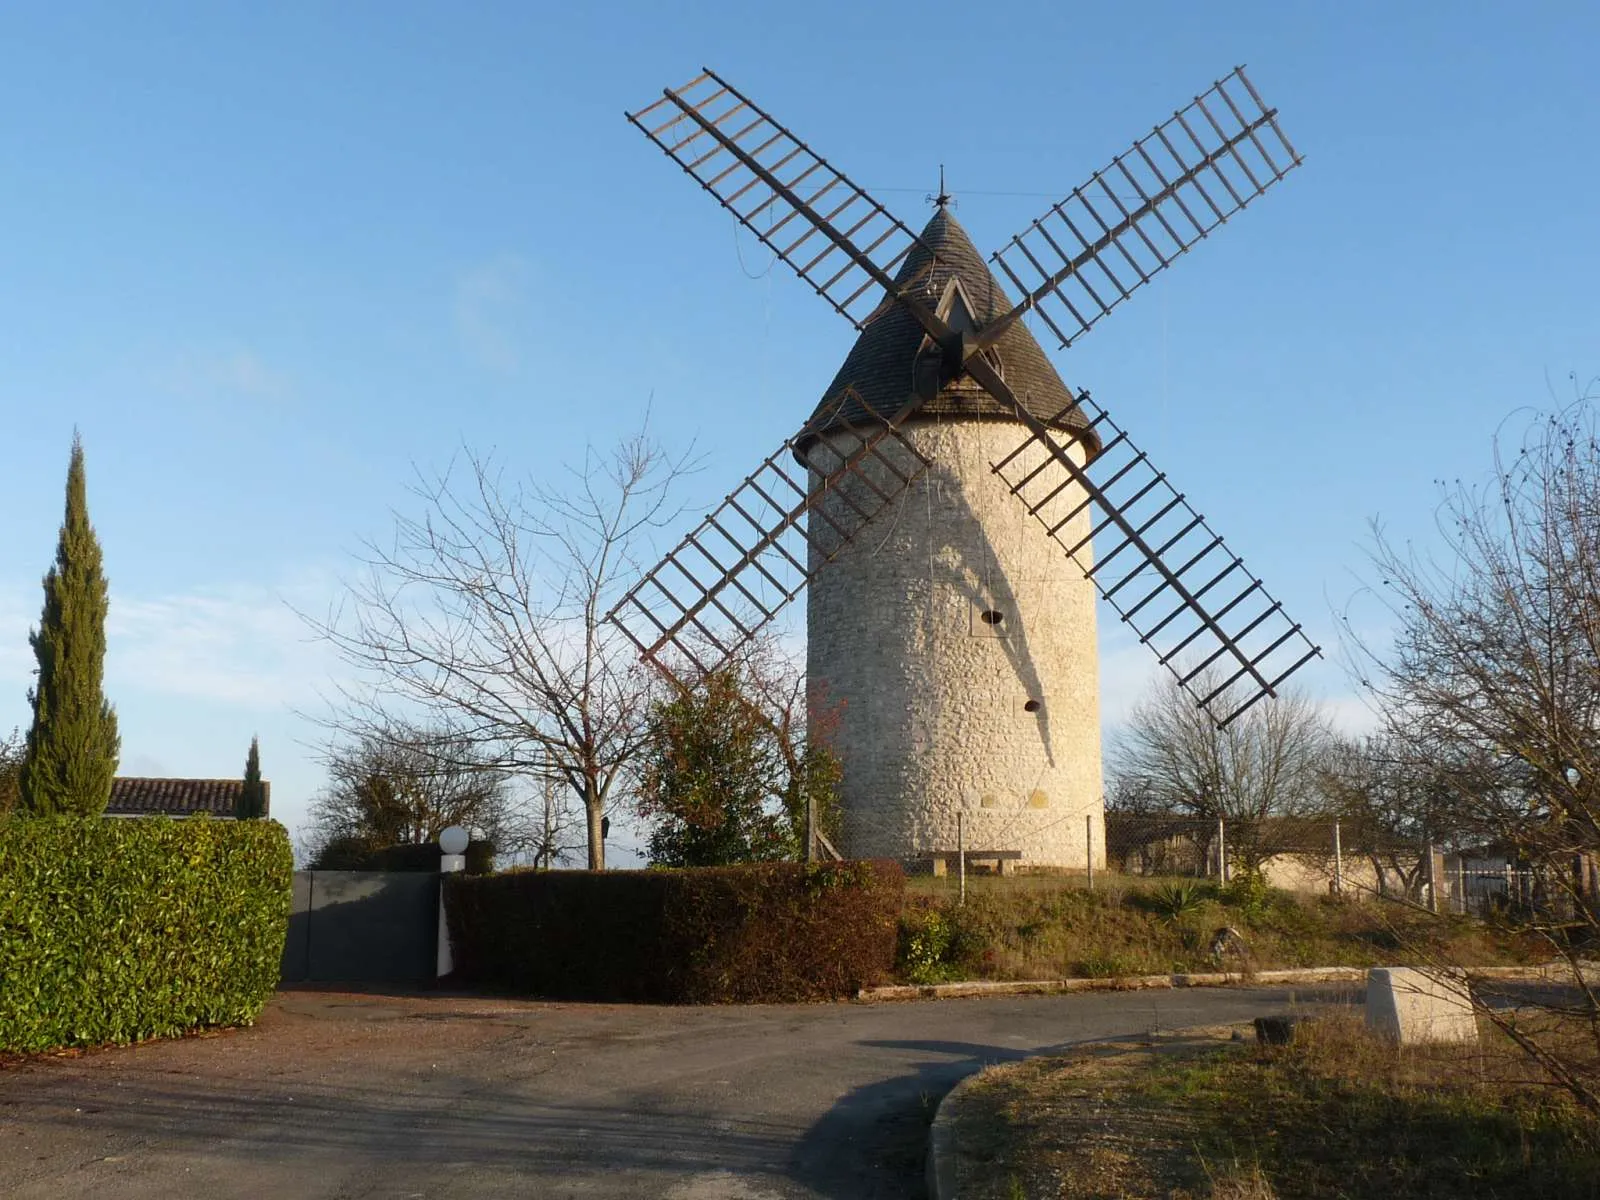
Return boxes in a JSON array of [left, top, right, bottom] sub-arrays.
[[1217, 817, 1228, 884], [805, 790, 817, 864], [1333, 819, 1344, 895], [1085, 814, 1094, 892], [1425, 841, 1439, 914], [957, 810, 966, 906]]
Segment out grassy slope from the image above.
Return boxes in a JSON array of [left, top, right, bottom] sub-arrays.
[[895, 876, 1541, 983], [954, 1015, 1600, 1199]]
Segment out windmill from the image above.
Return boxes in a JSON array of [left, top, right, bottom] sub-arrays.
[[608, 67, 1320, 867]]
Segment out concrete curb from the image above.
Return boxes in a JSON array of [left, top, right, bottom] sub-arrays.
[[924, 1025, 1250, 1200], [925, 1066, 965, 1200], [917, 961, 1598, 1197], [866, 961, 1582, 1003]]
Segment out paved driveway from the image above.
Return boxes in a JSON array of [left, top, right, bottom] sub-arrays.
[[0, 984, 1354, 1198]]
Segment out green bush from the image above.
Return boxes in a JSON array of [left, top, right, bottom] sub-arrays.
[[1220, 869, 1276, 921], [445, 860, 903, 1003], [0, 815, 293, 1053], [896, 899, 994, 982]]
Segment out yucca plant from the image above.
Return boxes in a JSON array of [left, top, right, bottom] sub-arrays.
[[1153, 880, 1206, 924]]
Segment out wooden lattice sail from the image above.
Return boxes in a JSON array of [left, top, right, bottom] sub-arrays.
[[610, 64, 1318, 727]]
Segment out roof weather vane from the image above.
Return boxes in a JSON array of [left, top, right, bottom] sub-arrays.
[[928, 164, 952, 210]]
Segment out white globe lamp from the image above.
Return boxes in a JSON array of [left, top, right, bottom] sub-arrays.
[[439, 825, 469, 875]]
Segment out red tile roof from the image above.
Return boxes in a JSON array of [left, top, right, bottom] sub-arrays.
[[107, 777, 270, 818]]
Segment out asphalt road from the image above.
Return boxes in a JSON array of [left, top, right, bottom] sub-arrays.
[[0, 984, 1356, 1199]]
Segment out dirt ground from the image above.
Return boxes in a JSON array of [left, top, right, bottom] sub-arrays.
[[0, 984, 1354, 1199]]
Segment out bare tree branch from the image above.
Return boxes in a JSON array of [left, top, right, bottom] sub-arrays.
[[303, 429, 696, 869], [1341, 387, 1600, 1112], [1108, 667, 1333, 871]]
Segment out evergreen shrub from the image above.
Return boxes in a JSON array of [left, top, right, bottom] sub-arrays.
[[0, 815, 293, 1053], [445, 860, 903, 1003]]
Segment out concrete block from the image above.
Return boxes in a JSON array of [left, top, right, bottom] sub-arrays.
[[1365, 967, 1478, 1044]]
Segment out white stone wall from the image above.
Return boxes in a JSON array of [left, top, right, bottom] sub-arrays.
[[806, 419, 1104, 868]]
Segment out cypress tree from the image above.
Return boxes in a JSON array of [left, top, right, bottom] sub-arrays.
[[19, 435, 120, 815], [237, 736, 266, 819]]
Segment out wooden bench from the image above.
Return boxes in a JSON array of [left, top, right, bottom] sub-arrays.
[[924, 850, 1022, 878]]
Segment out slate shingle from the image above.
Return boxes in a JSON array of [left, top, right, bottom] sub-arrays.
[[802, 208, 1097, 448]]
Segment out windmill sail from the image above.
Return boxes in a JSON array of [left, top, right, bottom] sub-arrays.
[[628, 69, 931, 329], [607, 388, 930, 685], [617, 65, 1321, 717], [980, 368, 1320, 726], [987, 67, 1301, 351]]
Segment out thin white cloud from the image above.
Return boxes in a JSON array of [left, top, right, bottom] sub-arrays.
[[0, 572, 345, 760], [161, 348, 289, 402], [104, 574, 342, 710], [1321, 690, 1382, 737], [1097, 627, 1162, 732], [0, 587, 32, 673], [454, 255, 534, 375]]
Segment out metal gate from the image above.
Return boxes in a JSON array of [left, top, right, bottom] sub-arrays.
[[279, 870, 440, 985]]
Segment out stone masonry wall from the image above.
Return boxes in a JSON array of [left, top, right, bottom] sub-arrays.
[[806, 419, 1105, 868]]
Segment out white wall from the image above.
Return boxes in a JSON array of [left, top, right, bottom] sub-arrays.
[[807, 419, 1104, 867]]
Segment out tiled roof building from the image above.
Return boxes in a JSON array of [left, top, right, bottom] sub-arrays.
[[107, 777, 270, 819]]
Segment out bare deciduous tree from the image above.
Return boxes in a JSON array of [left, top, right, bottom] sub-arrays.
[[523, 777, 586, 869], [1346, 393, 1600, 1111], [1108, 668, 1333, 872], [309, 431, 692, 869], [305, 723, 513, 864], [1316, 734, 1461, 901]]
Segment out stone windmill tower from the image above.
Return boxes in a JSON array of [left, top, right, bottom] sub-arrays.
[[610, 67, 1321, 868], [801, 203, 1107, 866]]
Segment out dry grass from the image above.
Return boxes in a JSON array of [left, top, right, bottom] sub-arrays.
[[895, 877, 1541, 983], [1203, 1161, 1278, 1200], [952, 1014, 1600, 1199]]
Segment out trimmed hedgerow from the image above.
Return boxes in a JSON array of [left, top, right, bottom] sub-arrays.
[[309, 837, 495, 874], [445, 860, 904, 1003], [0, 815, 293, 1053]]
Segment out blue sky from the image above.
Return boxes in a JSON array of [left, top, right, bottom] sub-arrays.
[[2, 2, 1596, 849]]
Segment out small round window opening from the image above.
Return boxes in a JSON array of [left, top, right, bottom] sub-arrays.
[[1023, 698, 1043, 713], [979, 609, 1005, 626]]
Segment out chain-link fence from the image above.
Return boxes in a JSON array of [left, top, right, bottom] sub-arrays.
[[873, 808, 1597, 924], [862, 810, 1455, 907]]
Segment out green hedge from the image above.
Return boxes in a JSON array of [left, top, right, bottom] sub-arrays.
[[445, 860, 904, 1003], [310, 836, 495, 874], [0, 816, 293, 1053]]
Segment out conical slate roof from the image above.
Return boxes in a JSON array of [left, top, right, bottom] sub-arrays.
[[803, 207, 1097, 451]]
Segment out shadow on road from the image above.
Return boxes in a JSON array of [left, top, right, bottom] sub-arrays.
[[784, 1033, 1123, 1199], [783, 984, 1363, 1199]]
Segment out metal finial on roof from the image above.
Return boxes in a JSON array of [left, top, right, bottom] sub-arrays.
[[928, 164, 951, 210]]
